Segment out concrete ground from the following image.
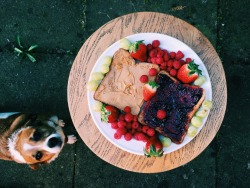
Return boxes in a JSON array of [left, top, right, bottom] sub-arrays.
[[0, 0, 249, 187]]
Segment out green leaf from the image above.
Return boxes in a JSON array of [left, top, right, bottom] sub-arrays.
[[28, 45, 38, 51], [26, 53, 36, 62], [17, 35, 23, 48], [14, 47, 23, 54]]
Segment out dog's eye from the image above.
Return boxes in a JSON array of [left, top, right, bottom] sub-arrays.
[[32, 131, 42, 141], [35, 151, 43, 160]]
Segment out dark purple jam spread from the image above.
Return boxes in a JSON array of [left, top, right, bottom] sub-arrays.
[[143, 73, 203, 143]]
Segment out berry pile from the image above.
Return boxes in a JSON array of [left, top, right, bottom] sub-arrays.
[[146, 40, 192, 77], [110, 106, 156, 142]]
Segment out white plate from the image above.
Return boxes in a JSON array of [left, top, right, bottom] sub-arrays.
[[87, 33, 212, 155]]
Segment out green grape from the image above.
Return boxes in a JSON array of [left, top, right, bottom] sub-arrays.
[[187, 126, 198, 137], [103, 56, 112, 66], [91, 72, 104, 81], [194, 75, 206, 86], [196, 108, 209, 118], [202, 100, 213, 110], [100, 64, 110, 74], [191, 116, 203, 128], [86, 80, 99, 91], [159, 134, 172, 147], [93, 101, 103, 112], [120, 38, 132, 50]]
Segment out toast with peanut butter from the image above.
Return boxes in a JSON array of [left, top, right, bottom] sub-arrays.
[[94, 49, 159, 115]]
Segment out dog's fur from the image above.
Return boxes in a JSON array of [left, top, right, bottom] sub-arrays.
[[0, 112, 77, 170]]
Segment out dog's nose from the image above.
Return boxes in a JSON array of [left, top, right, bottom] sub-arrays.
[[47, 137, 62, 148]]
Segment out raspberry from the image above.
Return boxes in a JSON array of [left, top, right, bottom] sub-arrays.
[[133, 132, 140, 140], [124, 113, 134, 122], [140, 75, 149, 83], [123, 106, 131, 113], [170, 69, 177, 77], [175, 50, 184, 60], [147, 128, 155, 137], [147, 58, 152, 63], [116, 127, 127, 136], [117, 121, 126, 128], [173, 60, 182, 69], [163, 53, 170, 61], [157, 109, 167, 119], [133, 115, 138, 122], [147, 44, 153, 51], [186, 58, 192, 63], [169, 52, 176, 59], [152, 40, 160, 48], [137, 133, 146, 141], [151, 57, 157, 64], [167, 60, 173, 67], [166, 67, 172, 73], [149, 49, 157, 58], [132, 121, 139, 129], [156, 57, 164, 64], [114, 133, 121, 139], [118, 114, 125, 121], [142, 125, 149, 133], [124, 132, 133, 141], [111, 122, 118, 129], [148, 68, 158, 76], [157, 50, 164, 57]]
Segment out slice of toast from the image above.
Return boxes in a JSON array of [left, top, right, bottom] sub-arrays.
[[138, 70, 205, 144], [94, 49, 159, 115]]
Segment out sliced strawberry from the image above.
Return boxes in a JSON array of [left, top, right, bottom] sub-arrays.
[[177, 61, 202, 83], [101, 105, 120, 123], [142, 81, 159, 101], [144, 136, 163, 157], [129, 40, 147, 62]]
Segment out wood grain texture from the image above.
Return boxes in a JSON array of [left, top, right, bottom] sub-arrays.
[[67, 12, 227, 173]]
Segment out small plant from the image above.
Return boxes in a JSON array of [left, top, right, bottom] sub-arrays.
[[14, 35, 38, 62]]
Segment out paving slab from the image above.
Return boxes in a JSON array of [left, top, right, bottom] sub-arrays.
[[0, 0, 84, 53], [216, 0, 250, 187], [85, 0, 217, 46]]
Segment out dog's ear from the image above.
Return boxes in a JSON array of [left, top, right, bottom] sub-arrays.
[[28, 163, 40, 170]]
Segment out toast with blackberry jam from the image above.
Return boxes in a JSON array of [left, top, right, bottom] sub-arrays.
[[138, 71, 205, 144]]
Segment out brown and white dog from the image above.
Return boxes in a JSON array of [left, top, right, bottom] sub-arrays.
[[0, 112, 77, 170]]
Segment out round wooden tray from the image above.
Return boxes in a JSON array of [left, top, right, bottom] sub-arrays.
[[67, 12, 227, 173]]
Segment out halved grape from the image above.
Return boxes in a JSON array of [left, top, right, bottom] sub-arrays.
[[103, 56, 112, 66], [86, 80, 99, 91], [187, 126, 198, 137], [120, 38, 131, 50], [91, 72, 104, 81], [159, 134, 172, 147], [194, 75, 206, 86], [100, 64, 110, 74], [202, 100, 213, 110], [93, 101, 103, 112], [191, 116, 203, 128], [196, 108, 209, 118]]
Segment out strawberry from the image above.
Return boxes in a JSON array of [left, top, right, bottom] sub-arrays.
[[142, 81, 159, 101], [101, 105, 120, 123], [177, 61, 202, 83], [129, 40, 147, 62], [144, 136, 163, 157]]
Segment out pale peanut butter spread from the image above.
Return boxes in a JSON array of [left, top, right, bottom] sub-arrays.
[[94, 49, 159, 115]]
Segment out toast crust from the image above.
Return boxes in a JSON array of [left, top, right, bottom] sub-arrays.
[[94, 49, 159, 115], [138, 70, 205, 144]]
